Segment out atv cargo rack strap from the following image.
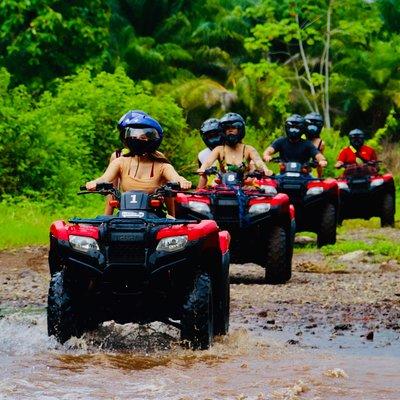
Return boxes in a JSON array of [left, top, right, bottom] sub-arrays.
[[68, 217, 199, 226]]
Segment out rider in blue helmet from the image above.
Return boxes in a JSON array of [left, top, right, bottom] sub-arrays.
[[104, 110, 150, 214], [94, 111, 191, 215], [117, 111, 163, 155]]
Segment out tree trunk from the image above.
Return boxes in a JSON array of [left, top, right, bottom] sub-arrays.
[[323, 2, 332, 128]]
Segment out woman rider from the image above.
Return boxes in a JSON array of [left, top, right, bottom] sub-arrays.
[[87, 112, 191, 214], [103, 109, 148, 214], [304, 112, 325, 178], [197, 112, 272, 188]]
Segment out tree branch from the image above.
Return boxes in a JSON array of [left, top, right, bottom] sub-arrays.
[[292, 59, 314, 112], [295, 13, 319, 112]]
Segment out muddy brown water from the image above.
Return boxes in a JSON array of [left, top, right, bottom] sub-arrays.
[[1, 234, 399, 399]]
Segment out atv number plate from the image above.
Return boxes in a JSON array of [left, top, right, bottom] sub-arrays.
[[285, 172, 300, 177], [110, 232, 145, 242]]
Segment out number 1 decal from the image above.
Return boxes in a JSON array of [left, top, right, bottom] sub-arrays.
[[130, 194, 138, 204]]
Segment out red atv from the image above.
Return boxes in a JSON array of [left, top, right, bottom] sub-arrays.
[[337, 161, 396, 227], [47, 183, 230, 350], [175, 167, 295, 284], [265, 160, 339, 247]]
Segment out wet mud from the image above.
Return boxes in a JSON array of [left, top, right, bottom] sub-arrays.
[[0, 227, 399, 399]]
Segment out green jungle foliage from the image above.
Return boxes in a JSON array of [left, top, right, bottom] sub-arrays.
[[0, 0, 399, 207]]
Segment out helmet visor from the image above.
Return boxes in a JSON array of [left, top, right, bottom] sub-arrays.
[[305, 119, 323, 127], [204, 130, 221, 139], [222, 122, 242, 129], [124, 127, 160, 141]]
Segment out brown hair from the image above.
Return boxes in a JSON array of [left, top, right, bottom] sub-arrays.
[[124, 150, 170, 164]]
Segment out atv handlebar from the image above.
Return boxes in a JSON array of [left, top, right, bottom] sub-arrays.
[[78, 182, 121, 199], [271, 157, 318, 168], [338, 160, 382, 169], [79, 182, 114, 191], [199, 167, 267, 180]]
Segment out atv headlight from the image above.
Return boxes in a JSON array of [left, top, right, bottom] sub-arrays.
[[338, 182, 349, 190], [261, 185, 277, 196], [248, 203, 271, 214], [306, 186, 323, 196], [69, 235, 99, 253], [370, 178, 384, 187], [156, 235, 188, 252], [188, 201, 210, 214]]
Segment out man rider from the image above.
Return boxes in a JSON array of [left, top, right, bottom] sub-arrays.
[[198, 118, 224, 167], [335, 129, 377, 169], [263, 114, 327, 168]]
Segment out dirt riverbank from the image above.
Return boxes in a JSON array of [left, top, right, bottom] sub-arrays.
[[0, 226, 399, 399]]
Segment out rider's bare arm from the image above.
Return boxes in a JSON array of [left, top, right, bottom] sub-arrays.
[[104, 152, 120, 215], [263, 146, 276, 162], [162, 164, 192, 190], [316, 153, 327, 167], [86, 158, 122, 190], [197, 147, 222, 189], [197, 147, 221, 173], [315, 141, 325, 178], [247, 146, 273, 176]]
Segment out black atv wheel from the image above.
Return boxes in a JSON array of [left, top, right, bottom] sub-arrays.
[[181, 273, 214, 350], [212, 259, 230, 336], [265, 226, 290, 284], [285, 226, 294, 282], [381, 193, 395, 227], [47, 271, 85, 344], [317, 203, 337, 248]]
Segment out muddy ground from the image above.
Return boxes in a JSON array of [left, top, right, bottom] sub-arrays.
[[1, 226, 400, 399], [1, 227, 399, 335]]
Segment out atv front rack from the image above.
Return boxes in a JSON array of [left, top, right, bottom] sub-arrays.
[[69, 216, 199, 226]]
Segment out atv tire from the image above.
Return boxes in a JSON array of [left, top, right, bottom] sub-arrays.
[[47, 271, 85, 344], [381, 193, 395, 227], [265, 226, 290, 284], [212, 259, 230, 336], [317, 203, 337, 248], [181, 273, 214, 350], [285, 227, 294, 282]]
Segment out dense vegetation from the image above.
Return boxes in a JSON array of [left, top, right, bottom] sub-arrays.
[[1, 0, 399, 206]]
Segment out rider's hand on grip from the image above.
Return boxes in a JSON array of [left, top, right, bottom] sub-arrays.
[[166, 182, 181, 190], [201, 166, 218, 176]]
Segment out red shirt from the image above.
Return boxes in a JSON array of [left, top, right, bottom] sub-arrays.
[[337, 145, 377, 164]]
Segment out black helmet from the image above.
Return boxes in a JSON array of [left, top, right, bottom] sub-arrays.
[[200, 118, 224, 149], [285, 114, 305, 141], [349, 128, 365, 150], [117, 111, 163, 155], [304, 112, 324, 139], [219, 112, 245, 146]]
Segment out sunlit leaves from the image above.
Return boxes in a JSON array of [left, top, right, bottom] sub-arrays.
[[0, 0, 110, 87]]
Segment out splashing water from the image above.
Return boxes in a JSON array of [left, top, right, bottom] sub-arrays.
[[0, 310, 399, 399]]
